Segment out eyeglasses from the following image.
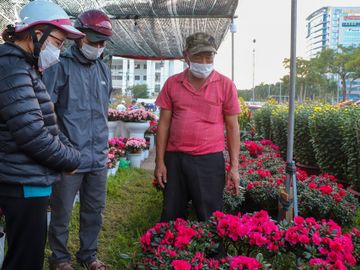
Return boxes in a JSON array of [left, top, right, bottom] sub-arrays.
[[48, 34, 65, 48]]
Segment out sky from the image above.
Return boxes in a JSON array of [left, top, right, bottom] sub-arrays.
[[215, 0, 360, 90]]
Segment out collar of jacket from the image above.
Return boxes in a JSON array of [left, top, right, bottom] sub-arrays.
[[1, 42, 36, 67], [63, 44, 97, 66]]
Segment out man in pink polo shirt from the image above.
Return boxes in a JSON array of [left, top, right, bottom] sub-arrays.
[[155, 32, 240, 222]]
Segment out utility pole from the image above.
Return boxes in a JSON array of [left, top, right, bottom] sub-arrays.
[[279, 82, 282, 103], [252, 38, 256, 101], [253, 38, 256, 101], [230, 18, 237, 81]]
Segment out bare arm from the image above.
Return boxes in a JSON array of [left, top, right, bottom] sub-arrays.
[[154, 109, 172, 188], [224, 114, 240, 195]]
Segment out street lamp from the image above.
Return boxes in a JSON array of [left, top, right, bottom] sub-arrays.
[[230, 18, 237, 81], [252, 38, 256, 101]]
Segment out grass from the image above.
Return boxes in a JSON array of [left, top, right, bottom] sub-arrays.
[[43, 168, 162, 270]]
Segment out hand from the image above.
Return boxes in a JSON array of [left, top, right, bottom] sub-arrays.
[[226, 167, 240, 195], [154, 162, 167, 189]]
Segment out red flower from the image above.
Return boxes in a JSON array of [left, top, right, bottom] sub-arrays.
[[319, 185, 333, 195], [172, 260, 191, 270]]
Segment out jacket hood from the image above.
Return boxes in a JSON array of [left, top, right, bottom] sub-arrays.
[[62, 44, 97, 65], [0, 42, 35, 66]]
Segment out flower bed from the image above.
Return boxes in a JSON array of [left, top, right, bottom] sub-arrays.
[[119, 109, 156, 122], [137, 211, 359, 269], [253, 103, 360, 187], [224, 140, 359, 226]]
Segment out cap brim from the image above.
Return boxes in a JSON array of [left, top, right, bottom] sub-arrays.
[[86, 31, 111, 42], [189, 46, 217, 55], [15, 22, 85, 40], [58, 24, 85, 40]]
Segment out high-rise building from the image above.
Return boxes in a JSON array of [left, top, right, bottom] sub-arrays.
[[306, 7, 360, 57], [306, 7, 360, 97], [111, 57, 184, 97]]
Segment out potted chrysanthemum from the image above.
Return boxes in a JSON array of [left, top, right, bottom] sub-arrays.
[[125, 138, 147, 168], [120, 110, 156, 139]]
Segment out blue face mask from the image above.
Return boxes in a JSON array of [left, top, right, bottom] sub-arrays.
[[189, 62, 214, 79]]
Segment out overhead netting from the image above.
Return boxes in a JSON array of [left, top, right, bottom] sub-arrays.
[[0, 0, 238, 59]]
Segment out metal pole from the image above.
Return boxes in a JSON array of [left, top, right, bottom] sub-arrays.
[[252, 39, 256, 101], [337, 75, 340, 103], [286, 0, 298, 219], [230, 19, 237, 81], [232, 32, 234, 81], [279, 82, 282, 103]]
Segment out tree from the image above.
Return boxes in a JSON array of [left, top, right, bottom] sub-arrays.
[[316, 46, 356, 101], [345, 46, 360, 96], [237, 90, 252, 101], [283, 57, 324, 102], [128, 84, 149, 99]]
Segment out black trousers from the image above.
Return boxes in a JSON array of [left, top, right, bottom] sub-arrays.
[[0, 195, 49, 270], [161, 151, 225, 222]]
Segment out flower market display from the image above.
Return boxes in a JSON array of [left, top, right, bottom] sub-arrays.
[[224, 140, 359, 227], [137, 210, 360, 269], [144, 138, 360, 269], [125, 138, 147, 154], [253, 103, 360, 189], [118, 109, 157, 123]]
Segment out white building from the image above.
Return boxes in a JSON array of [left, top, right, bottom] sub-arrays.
[[111, 57, 184, 97]]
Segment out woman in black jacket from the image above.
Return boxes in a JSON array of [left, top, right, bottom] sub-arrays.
[[0, 1, 85, 269]]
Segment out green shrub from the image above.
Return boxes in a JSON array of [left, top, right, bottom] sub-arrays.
[[308, 105, 347, 180], [238, 97, 251, 131], [294, 104, 317, 166], [341, 105, 360, 190], [270, 105, 288, 158], [253, 104, 275, 139]]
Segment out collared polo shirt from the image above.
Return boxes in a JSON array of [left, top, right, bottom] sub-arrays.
[[156, 69, 240, 155]]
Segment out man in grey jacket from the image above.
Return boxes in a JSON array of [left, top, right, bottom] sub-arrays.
[[43, 9, 112, 270]]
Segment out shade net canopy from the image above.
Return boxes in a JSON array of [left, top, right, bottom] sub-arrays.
[[0, 0, 238, 59]]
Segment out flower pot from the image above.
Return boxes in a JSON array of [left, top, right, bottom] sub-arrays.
[[144, 149, 149, 159], [128, 152, 143, 168], [73, 191, 80, 207], [124, 122, 150, 139], [108, 121, 118, 139], [296, 162, 321, 176], [47, 208, 51, 227], [117, 120, 128, 138], [347, 185, 360, 200], [0, 230, 5, 268], [148, 134, 155, 150]]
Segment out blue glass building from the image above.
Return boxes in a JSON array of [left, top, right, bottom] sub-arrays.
[[306, 7, 360, 97]]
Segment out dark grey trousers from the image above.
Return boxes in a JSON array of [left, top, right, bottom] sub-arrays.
[[48, 168, 107, 265], [161, 151, 225, 222]]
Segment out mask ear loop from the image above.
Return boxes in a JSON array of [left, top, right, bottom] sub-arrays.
[[30, 25, 54, 69]]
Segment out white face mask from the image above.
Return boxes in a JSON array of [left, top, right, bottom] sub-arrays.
[[38, 42, 60, 70], [80, 43, 104, 60], [189, 62, 214, 79]]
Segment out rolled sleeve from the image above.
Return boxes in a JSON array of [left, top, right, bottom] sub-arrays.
[[223, 82, 240, 115], [155, 80, 172, 110]]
